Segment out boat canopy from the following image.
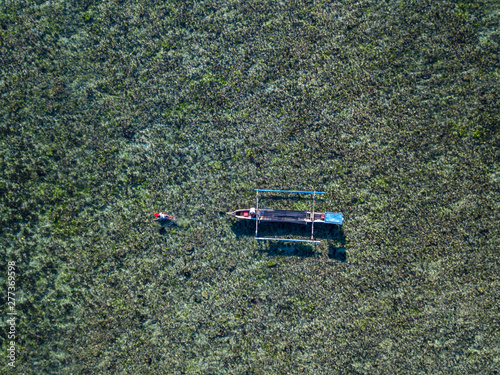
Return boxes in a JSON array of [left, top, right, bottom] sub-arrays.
[[324, 212, 343, 225]]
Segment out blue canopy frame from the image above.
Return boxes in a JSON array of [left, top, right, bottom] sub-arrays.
[[255, 189, 326, 195]]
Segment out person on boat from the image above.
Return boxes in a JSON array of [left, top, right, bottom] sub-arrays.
[[153, 212, 176, 221], [249, 207, 256, 218]]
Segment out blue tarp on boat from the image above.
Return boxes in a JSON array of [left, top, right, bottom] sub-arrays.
[[324, 212, 343, 225]]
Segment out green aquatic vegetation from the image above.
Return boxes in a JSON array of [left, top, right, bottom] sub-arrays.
[[0, 0, 498, 373]]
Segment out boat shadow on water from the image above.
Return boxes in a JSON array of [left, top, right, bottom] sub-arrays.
[[229, 220, 347, 261]]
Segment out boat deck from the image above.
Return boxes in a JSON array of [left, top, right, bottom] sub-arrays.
[[259, 209, 308, 221]]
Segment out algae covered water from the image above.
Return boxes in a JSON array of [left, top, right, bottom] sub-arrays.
[[0, 0, 498, 373]]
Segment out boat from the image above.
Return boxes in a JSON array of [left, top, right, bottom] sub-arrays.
[[227, 189, 343, 243], [227, 208, 343, 225]]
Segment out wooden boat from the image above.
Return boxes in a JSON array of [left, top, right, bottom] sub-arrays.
[[227, 189, 343, 243], [226, 208, 343, 225]]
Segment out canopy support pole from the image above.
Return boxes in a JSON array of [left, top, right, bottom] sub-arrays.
[[311, 191, 316, 240], [255, 190, 259, 237]]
